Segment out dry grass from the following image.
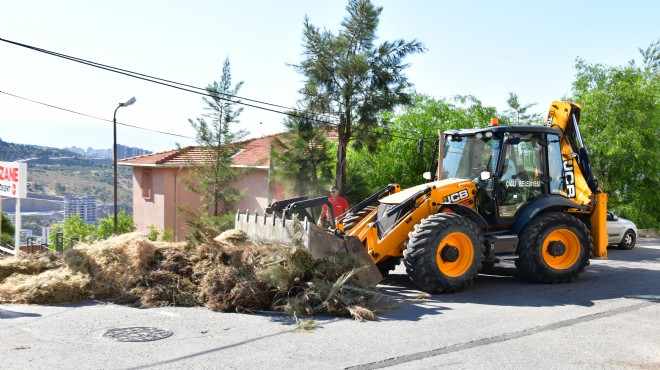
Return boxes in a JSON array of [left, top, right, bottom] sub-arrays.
[[293, 318, 319, 333], [0, 252, 61, 281], [0, 267, 91, 304], [347, 305, 376, 322], [0, 229, 381, 320]]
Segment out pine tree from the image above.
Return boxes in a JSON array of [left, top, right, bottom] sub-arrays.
[[184, 57, 247, 216], [293, 0, 424, 191], [504, 92, 541, 125], [271, 113, 334, 197]]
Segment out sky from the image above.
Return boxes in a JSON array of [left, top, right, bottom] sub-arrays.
[[1, 1, 659, 153]]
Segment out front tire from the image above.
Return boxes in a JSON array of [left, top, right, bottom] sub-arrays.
[[404, 213, 484, 293], [516, 212, 592, 283], [618, 230, 636, 250]]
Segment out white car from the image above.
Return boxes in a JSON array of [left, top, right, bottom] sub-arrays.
[[607, 212, 637, 250]]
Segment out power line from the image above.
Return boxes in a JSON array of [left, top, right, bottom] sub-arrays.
[[0, 90, 195, 139], [0, 37, 337, 125], [0, 37, 435, 142], [2, 88, 431, 144]]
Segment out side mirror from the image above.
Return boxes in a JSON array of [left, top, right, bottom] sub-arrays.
[[423, 171, 432, 180], [480, 171, 492, 181]]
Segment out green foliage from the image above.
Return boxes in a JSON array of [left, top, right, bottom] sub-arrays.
[[54, 182, 66, 194], [271, 114, 334, 197], [48, 210, 136, 246], [1, 212, 15, 246], [570, 41, 660, 229], [49, 214, 95, 244], [161, 228, 174, 242], [95, 209, 136, 240], [179, 206, 222, 246], [347, 95, 498, 191], [218, 213, 236, 233], [184, 57, 246, 217], [146, 225, 175, 242], [146, 225, 159, 241], [1, 212, 15, 236], [504, 92, 542, 125], [634, 38, 660, 78], [48, 223, 64, 246], [341, 166, 372, 207], [294, 0, 425, 190]]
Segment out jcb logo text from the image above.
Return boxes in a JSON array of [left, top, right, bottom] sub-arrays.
[[443, 189, 469, 203], [563, 160, 576, 198]]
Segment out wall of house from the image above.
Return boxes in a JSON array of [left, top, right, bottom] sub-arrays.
[[231, 168, 270, 214], [131, 166, 272, 242], [132, 167, 165, 233], [172, 168, 202, 241]]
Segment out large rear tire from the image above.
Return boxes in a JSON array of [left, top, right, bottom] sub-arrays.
[[516, 212, 592, 283], [404, 213, 484, 293]]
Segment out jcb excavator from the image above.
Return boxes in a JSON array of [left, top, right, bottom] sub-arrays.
[[236, 101, 608, 293]]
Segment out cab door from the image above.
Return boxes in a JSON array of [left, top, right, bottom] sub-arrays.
[[496, 133, 546, 219]]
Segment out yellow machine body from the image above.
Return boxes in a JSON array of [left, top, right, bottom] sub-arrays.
[[236, 100, 609, 293], [347, 179, 477, 264], [546, 101, 607, 258]]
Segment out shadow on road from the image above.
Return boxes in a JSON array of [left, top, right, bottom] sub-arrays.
[[374, 244, 660, 320], [0, 308, 42, 319]]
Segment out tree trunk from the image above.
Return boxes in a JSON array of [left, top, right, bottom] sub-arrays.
[[336, 114, 349, 192]]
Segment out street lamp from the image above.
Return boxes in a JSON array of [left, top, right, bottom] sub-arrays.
[[113, 97, 136, 235]]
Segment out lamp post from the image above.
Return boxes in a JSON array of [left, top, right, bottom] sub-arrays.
[[113, 97, 136, 234]]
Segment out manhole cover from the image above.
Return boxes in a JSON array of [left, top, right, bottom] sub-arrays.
[[103, 327, 173, 342]]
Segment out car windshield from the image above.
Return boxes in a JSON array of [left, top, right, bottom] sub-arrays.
[[442, 133, 500, 180]]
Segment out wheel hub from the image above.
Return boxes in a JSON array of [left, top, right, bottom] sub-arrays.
[[547, 240, 566, 257], [625, 234, 633, 245], [440, 244, 460, 263]]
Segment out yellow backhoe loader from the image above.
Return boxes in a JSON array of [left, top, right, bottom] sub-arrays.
[[236, 101, 608, 293]]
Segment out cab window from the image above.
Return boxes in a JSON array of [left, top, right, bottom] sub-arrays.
[[547, 134, 567, 196], [497, 134, 544, 217]]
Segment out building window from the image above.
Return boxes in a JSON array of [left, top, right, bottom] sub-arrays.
[[142, 170, 153, 199]]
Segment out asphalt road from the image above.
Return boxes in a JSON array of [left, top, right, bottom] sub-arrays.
[[2, 238, 659, 369]]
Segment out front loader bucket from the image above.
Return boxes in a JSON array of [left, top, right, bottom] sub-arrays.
[[235, 210, 382, 287]]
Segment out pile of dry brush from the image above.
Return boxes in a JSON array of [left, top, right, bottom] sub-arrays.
[[0, 230, 380, 320]]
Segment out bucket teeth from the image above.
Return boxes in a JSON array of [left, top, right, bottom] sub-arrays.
[[235, 211, 307, 246]]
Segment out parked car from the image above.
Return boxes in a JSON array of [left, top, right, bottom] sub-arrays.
[[607, 212, 637, 250]]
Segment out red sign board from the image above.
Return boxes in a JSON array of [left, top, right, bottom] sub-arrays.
[[0, 161, 27, 198]]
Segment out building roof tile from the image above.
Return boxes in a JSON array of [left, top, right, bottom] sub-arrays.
[[118, 134, 281, 168]]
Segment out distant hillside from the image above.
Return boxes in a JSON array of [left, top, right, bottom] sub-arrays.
[[0, 138, 75, 160], [0, 138, 131, 206], [0, 139, 106, 166]]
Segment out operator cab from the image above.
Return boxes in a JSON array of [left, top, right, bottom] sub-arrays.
[[439, 125, 569, 229]]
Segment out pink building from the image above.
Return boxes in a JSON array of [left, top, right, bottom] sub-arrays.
[[119, 134, 287, 241]]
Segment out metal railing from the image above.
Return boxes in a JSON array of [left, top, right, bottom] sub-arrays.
[[52, 232, 78, 252], [0, 234, 81, 256]]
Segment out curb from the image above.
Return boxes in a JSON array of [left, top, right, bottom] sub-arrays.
[[638, 229, 659, 238]]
